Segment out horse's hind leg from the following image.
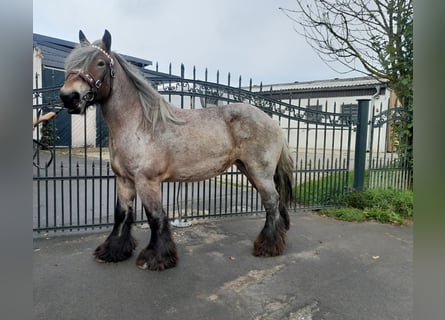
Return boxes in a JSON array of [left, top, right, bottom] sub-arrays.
[[236, 161, 287, 256], [252, 179, 287, 257], [94, 178, 137, 262], [135, 179, 178, 271]]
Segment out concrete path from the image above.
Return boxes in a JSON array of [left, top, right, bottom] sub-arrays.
[[33, 211, 412, 320]]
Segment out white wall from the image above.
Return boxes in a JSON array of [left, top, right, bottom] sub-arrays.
[[158, 81, 393, 158], [33, 47, 43, 140], [71, 106, 97, 147], [271, 89, 393, 155]]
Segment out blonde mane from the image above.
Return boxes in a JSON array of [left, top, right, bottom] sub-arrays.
[[112, 53, 183, 129]]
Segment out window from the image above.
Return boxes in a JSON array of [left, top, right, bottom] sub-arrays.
[[42, 67, 65, 105], [305, 104, 324, 122], [340, 103, 358, 125]]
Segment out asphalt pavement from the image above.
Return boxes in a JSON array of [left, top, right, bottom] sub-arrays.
[[33, 211, 412, 320]]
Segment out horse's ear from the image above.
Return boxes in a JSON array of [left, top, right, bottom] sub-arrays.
[[79, 30, 90, 46], [102, 29, 112, 52]]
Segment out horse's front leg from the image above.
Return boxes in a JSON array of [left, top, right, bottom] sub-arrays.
[[94, 177, 137, 262], [135, 179, 178, 271]]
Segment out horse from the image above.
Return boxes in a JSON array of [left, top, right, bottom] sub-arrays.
[[59, 30, 294, 271]]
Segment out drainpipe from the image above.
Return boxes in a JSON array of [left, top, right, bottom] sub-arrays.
[[368, 85, 381, 150], [372, 85, 381, 99]]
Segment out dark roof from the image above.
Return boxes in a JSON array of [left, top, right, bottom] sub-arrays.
[[33, 33, 152, 70], [250, 76, 389, 100]]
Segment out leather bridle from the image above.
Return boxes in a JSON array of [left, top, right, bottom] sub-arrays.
[[66, 45, 115, 104]]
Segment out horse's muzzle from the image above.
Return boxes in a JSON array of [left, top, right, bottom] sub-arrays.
[[59, 91, 82, 114]]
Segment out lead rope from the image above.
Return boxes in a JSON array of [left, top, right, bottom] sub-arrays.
[[33, 107, 64, 170]]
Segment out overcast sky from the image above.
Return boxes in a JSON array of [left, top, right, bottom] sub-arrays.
[[33, 0, 363, 85]]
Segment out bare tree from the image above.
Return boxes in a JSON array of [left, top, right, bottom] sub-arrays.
[[281, 0, 413, 174], [280, 0, 412, 97]]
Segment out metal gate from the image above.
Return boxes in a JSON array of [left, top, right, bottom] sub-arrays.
[[367, 104, 412, 190], [33, 65, 356, 233]]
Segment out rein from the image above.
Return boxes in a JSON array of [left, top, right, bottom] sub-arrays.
[[68, 45, 115, 103], [33, 107, 64, 170]]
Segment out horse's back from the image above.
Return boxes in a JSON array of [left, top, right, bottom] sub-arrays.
[[221, 103, 275, 123], [222, 103, 285, 146], [160, 103, 285, 181], [189, 102, 284, 152], [219, 103, 286, 170]]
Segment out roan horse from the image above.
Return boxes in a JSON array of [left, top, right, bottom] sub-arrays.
[[60, 30, 294, 271]]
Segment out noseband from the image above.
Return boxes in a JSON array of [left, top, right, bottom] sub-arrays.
[[67, 45, 115, 103]]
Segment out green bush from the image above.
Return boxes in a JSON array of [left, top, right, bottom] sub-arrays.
[[40, 120, 59, 148], [295, 169, 413, 224], [338, 190, 371, 209], [321, 188, 413, 224]]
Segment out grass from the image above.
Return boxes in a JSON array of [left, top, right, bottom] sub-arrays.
[[319, 188, 413, 224], [295, 170, 413, 224], [295, 170, 365, 206]]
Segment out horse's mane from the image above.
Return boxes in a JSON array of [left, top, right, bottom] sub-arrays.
[[112, 53, 183, 128], [65, 41, 182, 129]]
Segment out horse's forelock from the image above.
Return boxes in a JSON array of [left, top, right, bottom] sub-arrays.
[[65, 45, 99, 72]]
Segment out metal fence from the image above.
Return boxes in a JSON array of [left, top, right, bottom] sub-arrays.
[[368, 104, 412, 190], [33, 65, 411, 233]]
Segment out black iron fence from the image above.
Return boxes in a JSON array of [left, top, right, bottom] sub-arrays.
[[33, 65, 411, 233]]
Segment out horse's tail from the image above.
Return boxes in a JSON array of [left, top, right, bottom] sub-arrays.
[[274, 141, 294, 230]]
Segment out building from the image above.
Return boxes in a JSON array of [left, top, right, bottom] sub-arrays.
[[253, 76, 394, 119], [251, 77, 397, 152]]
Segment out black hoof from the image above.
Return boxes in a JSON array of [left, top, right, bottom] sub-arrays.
[[253, 234, 285, 257], [94, 234, 136, 262], [253, 221, 287, 257], [136, 245, 178, 271]]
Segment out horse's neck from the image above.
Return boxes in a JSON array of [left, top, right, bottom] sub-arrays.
[[101, 66, 144, 135]]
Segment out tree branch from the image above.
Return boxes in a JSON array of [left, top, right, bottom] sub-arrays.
[[280, 0, 412, 84]]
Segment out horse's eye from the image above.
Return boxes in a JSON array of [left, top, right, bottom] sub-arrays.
[[97, 60, 106, 67]]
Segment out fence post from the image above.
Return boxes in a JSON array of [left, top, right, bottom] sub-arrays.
[[353, 99, 370, 191]]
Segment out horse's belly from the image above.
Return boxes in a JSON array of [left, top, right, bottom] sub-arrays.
[[166, 155, 234, 182]]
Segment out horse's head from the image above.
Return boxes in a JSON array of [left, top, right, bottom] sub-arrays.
[[60, 30, 115, 114]]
